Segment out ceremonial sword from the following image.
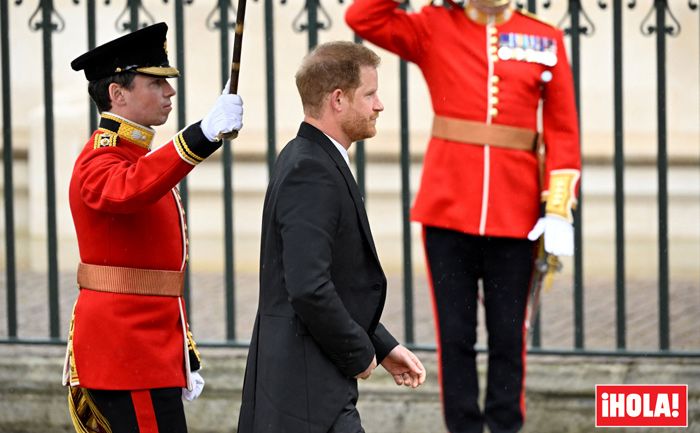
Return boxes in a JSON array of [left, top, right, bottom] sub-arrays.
[[525, 240, 562, 341]]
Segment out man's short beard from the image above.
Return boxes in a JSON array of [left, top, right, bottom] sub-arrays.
[[341, 115, 376, 144]]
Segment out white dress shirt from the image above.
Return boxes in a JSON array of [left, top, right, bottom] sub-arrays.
[[324, 133, 351, 169]]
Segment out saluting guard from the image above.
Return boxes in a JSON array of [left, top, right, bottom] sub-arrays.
[[64, 22, 243, 433], [346, 0, 581, 432]]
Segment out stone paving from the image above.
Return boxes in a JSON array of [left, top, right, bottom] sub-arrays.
[[1, 269, 698, 354]]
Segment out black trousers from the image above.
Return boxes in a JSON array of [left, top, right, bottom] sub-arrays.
[[88, 387, 187, 433], [423, 226, 534, 433]]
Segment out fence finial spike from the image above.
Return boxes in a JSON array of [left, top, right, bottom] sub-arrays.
[[113, 0, 156, 32], [206, 0, 236, 31], [556, 0, 596, 38], [27, 0, 66, 33], [640, 1, 682, 37]]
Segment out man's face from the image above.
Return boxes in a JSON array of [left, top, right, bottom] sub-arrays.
[[340, 66, 384, 143], [118, 74, 176, 127]]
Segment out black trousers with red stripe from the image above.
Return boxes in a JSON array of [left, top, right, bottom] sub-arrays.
[[423, 226, 535, 433], [88, 387, 187, 433]]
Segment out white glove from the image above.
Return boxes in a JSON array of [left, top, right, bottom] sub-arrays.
[[527, 216, 574, 256], [201, 93, 243, 142], [182, 370, 205, 401]]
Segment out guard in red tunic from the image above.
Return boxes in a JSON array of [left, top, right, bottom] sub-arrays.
[[64, 22, 243, 433], [347, 0, 581, 432]]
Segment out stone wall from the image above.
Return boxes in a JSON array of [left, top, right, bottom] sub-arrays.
[[1, 345, 698, 433]]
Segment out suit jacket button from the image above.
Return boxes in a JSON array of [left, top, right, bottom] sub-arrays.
[[372, 283, 382, 291]]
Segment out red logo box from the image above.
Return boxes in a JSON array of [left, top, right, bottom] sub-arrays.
[[595, 384, 687, 428]]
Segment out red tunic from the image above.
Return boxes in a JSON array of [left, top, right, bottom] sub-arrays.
[[65, 113, 218, 390], [346, 2, 581, 238]]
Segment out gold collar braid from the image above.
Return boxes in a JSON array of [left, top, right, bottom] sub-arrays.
[[99, 113, 155, 150]]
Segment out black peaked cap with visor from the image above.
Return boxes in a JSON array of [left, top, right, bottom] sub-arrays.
[[71, 22, 179, 81]]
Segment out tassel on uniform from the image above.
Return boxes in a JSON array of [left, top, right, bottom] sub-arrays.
[[68, 386, 112, 433], [187, 329, 202, 371]]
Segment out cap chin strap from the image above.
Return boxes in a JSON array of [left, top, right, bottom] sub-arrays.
[[465, 1, 513, 24], [470, 0, 511, 10]]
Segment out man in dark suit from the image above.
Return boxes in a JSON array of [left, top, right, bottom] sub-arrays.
[[237, 41, 426, 433]]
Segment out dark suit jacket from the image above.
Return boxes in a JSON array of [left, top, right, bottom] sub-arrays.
[[237, 122, 399, 433]]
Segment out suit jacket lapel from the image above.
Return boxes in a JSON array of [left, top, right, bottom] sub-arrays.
[[296, 122, 381, 264]]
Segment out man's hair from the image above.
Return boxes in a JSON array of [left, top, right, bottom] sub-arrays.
[[295, 41, 380, 118], [87, 72, 137, 112]]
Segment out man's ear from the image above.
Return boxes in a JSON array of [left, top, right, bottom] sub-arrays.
[[330, 89, 345, 112], [108, 82, 125, 108]]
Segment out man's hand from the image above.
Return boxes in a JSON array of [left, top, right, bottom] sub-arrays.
[[355, 355, 377, 380], [527, 215, 574, 256], [182, 370, 205, 401], [201, 94, 243, 142], [381, 345, 426, 388]]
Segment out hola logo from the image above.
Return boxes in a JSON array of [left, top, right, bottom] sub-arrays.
[[595, 384, 687, 427]]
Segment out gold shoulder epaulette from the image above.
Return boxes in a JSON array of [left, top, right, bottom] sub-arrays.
[[93, 130, 118, 149], [516, 8, 558, 29]]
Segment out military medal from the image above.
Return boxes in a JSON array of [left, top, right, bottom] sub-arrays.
[[498, 32, 557, 67]]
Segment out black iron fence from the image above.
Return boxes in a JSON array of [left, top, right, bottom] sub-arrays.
[[0, 0, 698, 357]]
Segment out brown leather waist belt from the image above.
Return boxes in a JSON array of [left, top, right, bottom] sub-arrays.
[[77, 262, 184, 297], [431, 115, 538, 152]]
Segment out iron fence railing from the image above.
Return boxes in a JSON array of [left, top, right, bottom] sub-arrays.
[[0, 0, 698, 357]]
